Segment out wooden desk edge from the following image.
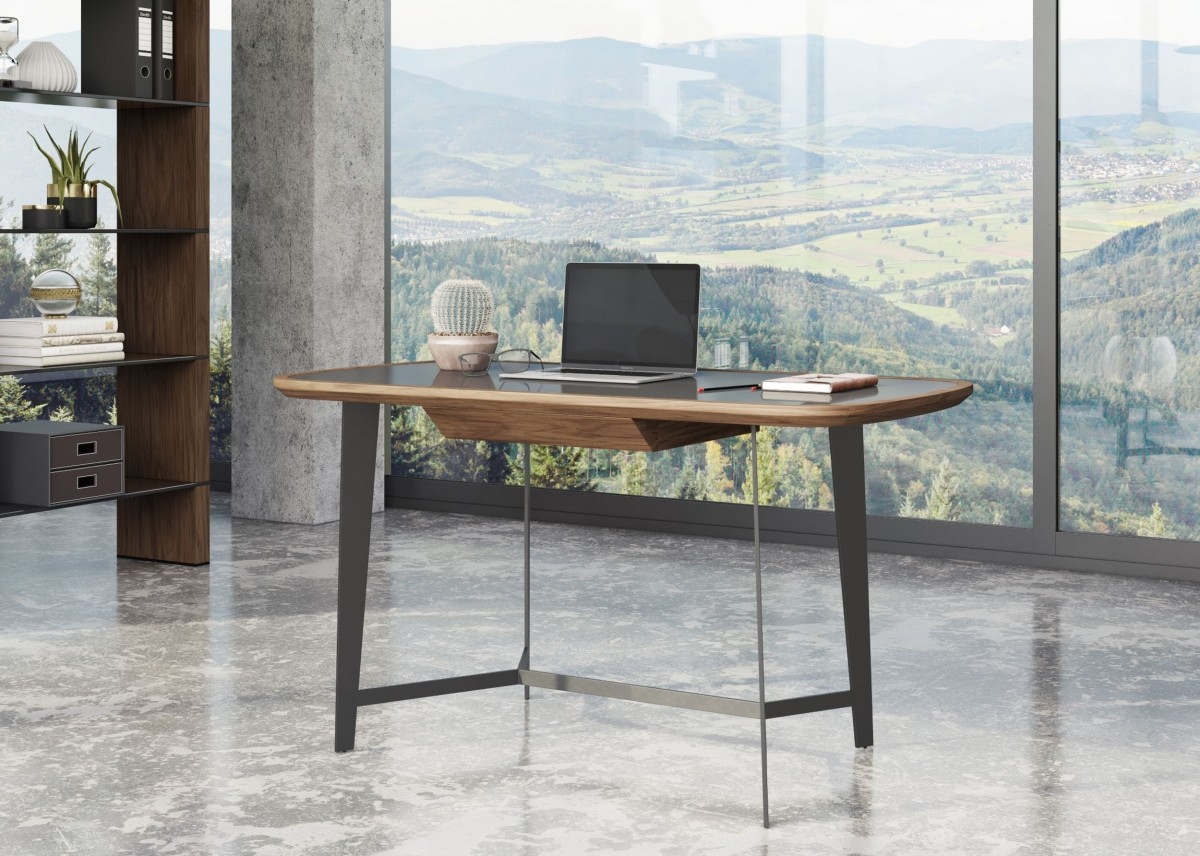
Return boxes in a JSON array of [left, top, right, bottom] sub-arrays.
[[273, 365, 974, 429]]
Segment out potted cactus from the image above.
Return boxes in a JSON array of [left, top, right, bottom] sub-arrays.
[[427, 278, 498, 371]]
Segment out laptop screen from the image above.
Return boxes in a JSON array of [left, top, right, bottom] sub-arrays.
[[561, 263, 700, 370]]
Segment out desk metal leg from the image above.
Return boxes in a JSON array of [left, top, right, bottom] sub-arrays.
[[334, 401, 381, 753], [829, 424, 874, 748], [751, 426, 770, 828], [523, 443, 531, 700]]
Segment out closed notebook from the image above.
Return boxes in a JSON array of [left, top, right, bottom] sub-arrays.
[[760, 372, 879, 393], [0, 332, 125, 348], [0, 342, 125, 357], [761, 387, 881, 404], [0, 317, 119, 337], [0, 351, 126, 367]]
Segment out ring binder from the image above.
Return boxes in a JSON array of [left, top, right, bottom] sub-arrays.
[[154, 0, 175, 100], [81, 0, 155, 99]]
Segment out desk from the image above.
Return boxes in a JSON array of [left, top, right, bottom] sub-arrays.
[[274, 364, 972, 826]]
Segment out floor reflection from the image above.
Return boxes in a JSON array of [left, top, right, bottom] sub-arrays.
[[849, 747, 875, 840], [3, 498, 1200, 855], [1030, 596, 1064, 855]]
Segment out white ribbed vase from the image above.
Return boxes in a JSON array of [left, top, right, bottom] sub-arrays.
[[16, 42, 77, 92]]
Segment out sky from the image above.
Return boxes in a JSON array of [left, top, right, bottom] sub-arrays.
[[4, 0, 1199, 50], [388, 0, 1200, 49], [390, 0, 1031, 48], [3, 1, 230, 41]]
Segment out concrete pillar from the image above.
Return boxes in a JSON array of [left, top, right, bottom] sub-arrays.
[[232, 0, 386, 523]]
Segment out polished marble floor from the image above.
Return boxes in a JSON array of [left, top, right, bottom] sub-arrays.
[[1, 494, 1199, 855]]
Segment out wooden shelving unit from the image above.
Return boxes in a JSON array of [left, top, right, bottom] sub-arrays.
[[0, 228, 207, 234], [0, 1, 211, 565]]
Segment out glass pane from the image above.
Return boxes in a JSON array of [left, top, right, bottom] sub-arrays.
[[210, 1, 232, 463], [1060, 0, 1200, 538], [390, 1, 1033, 525], [0, 2, 116, 427]]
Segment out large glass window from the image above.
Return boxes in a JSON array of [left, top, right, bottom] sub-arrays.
[[210, 1, 232, 463], [1059, 0, 1200, 539], [0, 2, 232, 466], [388, 1, 1034, 525]]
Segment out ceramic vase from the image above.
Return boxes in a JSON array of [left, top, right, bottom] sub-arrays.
[[64, 184, 98, 229], [22, 205, 65, 230], [16, 41, 76, 92]]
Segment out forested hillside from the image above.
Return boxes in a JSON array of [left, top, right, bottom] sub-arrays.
[[390, 238, 1025, 399], [1061, 207, 1200, 407], [388, 237, 1038, 526]]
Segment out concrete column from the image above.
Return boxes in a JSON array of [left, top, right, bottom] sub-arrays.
[[232, 0, 386, 523]]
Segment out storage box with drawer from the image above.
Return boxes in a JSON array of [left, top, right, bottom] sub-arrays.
[[0, 422, 125, 507]]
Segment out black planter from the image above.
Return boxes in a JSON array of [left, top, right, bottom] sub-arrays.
[[65, 196, 98, 229], [22, 206, 66, 230]]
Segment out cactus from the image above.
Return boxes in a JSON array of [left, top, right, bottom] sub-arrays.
[[431, 279, 494, 335]]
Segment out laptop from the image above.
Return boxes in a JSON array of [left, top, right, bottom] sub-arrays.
[[501, 262, 701, 385]]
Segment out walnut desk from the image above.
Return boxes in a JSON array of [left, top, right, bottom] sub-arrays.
[[274, 363, 972, 826]]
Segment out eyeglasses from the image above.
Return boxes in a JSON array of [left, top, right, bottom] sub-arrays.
[[460, 348, 543, 376]]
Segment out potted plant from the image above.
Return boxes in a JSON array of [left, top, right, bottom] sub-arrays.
[[28, 124, 121, 229], [427, 279, 498, 371]]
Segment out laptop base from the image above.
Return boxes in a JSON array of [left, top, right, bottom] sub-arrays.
[[500, 368, 692, 385]]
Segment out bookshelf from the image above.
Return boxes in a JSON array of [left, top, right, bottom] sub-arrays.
[[0, 1, 210, 565]]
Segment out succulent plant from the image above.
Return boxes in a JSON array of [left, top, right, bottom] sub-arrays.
[[431, 279, 494, 336], [29, 125, 122, 223]]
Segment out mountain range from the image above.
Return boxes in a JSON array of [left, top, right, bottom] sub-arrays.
[[3, 32, 1199, 238]]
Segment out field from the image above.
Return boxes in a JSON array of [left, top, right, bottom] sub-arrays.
[[391, 144, 1039, 343], [389, 123, 1200, 350]]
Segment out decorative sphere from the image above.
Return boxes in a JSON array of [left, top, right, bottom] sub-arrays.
[[30, 268, 82, 317]]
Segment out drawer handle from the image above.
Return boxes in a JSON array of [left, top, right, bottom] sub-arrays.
[[77, 474, 97, 490], [77, 441, 97, 456]]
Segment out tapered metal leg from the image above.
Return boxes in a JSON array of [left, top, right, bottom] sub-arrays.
[[335, 402, 381, 753], [829, 424, 874, 748], [751, 426, 770, 828], [523, 443, 531, 701]]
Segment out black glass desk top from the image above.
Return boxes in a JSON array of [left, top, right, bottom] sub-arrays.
[[276, 362, 973, 431]]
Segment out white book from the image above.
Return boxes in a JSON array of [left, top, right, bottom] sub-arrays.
[[0, 341, 125, 358], [0, 316, 119, 338], [0, 332, 125, 348], [760, 372, 879, 393], [0, 351, 126, 368]]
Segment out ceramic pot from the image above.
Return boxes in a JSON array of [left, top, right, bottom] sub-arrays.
[[22, 204, 65, 230], [15, 41, 76, 92], [427, 333, 498, 371], [64, 184, 97, 229]]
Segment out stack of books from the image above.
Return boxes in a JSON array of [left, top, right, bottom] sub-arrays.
[[0, 317, 125, 367]]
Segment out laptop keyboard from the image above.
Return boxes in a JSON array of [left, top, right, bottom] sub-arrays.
[[566, 369, 664, 376]]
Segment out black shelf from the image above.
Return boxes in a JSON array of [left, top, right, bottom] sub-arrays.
[[0, 353, 207, 378], [0, 478, 209, 520], [0, 87, 207, 110], [0, 228, 207, 235]]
